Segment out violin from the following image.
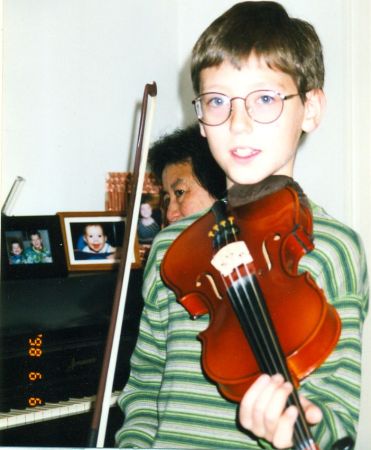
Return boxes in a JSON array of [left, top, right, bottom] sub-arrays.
[[161, 176, 343, 450]]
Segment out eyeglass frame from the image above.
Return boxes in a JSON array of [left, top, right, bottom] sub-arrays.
[[192, 90, 301, 126]]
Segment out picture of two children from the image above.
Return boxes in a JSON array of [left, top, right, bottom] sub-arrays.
[[6, 229, 53, 265]]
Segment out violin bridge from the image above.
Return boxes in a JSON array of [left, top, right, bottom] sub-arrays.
[[211, 241, 253, 276]]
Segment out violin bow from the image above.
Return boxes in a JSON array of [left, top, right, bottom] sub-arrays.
[[87, 82, 157, 448]]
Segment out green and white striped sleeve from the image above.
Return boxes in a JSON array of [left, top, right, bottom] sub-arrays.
[[297, 204, 369, 449], [115, 214, 201, 448]]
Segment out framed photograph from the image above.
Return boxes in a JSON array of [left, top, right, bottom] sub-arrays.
[[1, 215, 67, 280], [58, 211, 141, 271], [137, 192, 163, 265]]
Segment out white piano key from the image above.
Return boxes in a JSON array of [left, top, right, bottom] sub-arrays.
[[0, 391, 121, 430]]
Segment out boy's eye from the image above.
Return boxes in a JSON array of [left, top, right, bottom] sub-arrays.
[[257, 93, 276, 105], [207, 95, 228, 108]]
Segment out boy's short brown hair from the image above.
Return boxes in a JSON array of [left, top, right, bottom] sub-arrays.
[[191, 1, 324, 100]]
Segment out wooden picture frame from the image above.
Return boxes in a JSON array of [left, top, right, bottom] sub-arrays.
[[57, 211, 140, 271], [1, 215, 67, 280]]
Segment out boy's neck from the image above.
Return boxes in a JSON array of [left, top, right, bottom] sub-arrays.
[[227, 175, 298, 207]]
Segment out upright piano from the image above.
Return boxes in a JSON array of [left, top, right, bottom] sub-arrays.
[[0, 269, 143, 447]]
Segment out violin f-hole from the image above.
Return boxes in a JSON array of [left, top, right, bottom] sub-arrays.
[[197, 273, 223, 300], [260, 233, 281, 272], [178, 273, 223, 319]]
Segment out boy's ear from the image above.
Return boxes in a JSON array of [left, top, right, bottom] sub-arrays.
[[301, 89, 326, 133]]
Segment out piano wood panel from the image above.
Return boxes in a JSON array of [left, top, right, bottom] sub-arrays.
[[0, 269, 143, 446]]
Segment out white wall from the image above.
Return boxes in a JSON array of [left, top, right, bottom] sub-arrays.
[[1, 0, 370, 448], [0, 0, 351, 222], [1, 0, 180, 214]]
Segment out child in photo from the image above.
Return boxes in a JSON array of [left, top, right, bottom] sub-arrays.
[[76, 223, 116, 260], [8, 238, 25, 264]]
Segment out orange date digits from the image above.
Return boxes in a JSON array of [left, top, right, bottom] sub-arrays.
[[28, 371, 43, 381], [28, 397, 43, 407], [28, 334, 43, 347], [28, 347, 42, 357]]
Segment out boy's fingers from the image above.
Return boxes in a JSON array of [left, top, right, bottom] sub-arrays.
[[239, 374, 271, 430], [239, 374, 292, 439], [299, 395, 323, 425], [262, 379, 293, 440], [271, 405, 298, 449]]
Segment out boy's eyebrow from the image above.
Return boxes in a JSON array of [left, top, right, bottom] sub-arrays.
[[201, 79, 290, 94]]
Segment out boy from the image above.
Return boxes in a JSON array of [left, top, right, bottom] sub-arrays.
[[148, 123, 226, 224], [116, 2, 368, 449], [8, 239, 25, 264], [24, 230, 52, 264]]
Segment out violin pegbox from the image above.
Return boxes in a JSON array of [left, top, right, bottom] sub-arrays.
[[208, 207, 239, 248]]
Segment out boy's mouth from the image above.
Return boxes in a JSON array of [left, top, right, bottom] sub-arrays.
[[231, 146, 260, 159]]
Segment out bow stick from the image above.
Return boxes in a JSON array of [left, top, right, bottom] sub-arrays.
[[88, 82, 157, 448]]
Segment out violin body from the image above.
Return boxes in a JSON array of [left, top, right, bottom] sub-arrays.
[[161, 186, 341, 402]]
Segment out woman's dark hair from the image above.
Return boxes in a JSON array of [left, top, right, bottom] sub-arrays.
[[148, 123, 226, 199]]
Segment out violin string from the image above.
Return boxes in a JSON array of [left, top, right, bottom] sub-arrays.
[[232, 219, 313, 447], [244, 272, 314, 449], [222, 222, 282, 375], [218, 220, 313, 449], [227, 267, 312, 449]]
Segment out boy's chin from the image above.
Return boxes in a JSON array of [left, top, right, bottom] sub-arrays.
[[227, 174, 268, 188]]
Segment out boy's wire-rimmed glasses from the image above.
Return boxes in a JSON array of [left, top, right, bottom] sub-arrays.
[[192, 90, 300, 126]]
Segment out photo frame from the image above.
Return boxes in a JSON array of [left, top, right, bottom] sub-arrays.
[[57, 211, 141, 271], [1, 215, 67, 280], [137, 192, 163, 265]]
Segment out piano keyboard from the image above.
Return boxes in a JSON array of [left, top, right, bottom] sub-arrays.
[[0, 390, 120, 430]]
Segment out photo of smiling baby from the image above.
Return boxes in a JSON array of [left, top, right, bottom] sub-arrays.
[[71, 221, 121, 262], [58, 212, 141, 271], [78, 223, 117, 260]]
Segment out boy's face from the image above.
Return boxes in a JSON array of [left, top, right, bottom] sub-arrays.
[[11, 243, 22, 255], [199, 55, 323, 187], [31, 234, 43, 250], [84, 225, 107, 252]]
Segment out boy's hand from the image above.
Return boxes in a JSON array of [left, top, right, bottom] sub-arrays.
[[238, 374, 323, 449]]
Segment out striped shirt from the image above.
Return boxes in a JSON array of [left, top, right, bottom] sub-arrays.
[[115, 201, 368, 449]]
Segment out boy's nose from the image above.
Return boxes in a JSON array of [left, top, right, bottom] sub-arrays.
[[229, 99, 254, 133], [166, 200, 182, 224]]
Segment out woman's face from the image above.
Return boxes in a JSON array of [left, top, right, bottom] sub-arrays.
[[162, 161, 216, 224]]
